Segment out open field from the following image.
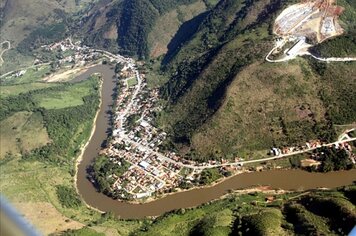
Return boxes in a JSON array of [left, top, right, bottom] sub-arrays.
[[43, 66, 94, 83], [0, 49, 34, 75], [0, 82, 58, 98], [0, 157, 142, 235], [0, 112, 50, 158], [14, 202, 84, 235], [33, 80, 94, 109], [1, 64, 51, 85], [127, 77, 138, 87]]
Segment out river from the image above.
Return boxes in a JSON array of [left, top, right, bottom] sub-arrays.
[[76, 64, 356, 219]]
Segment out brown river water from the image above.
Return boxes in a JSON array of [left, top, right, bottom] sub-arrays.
[[76, 64, 356, 219]]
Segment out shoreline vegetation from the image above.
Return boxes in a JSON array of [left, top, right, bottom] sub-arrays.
[[73, 74, 105, 213]]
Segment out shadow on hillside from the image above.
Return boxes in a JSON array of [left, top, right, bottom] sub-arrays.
[[162, 11, 209, 65]]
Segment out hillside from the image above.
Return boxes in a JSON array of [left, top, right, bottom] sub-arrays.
[[310, 0, 356, 57], [62, 185, 356, 236], [0, 0, 95, 73], [157, 0, 356, 161], [75, 0, 216, 59]]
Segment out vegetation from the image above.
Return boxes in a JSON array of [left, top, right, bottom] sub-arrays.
[[0, 68, 141, 234], [60, 227, 105, 236], [132, 186, 356, 236], [0, 70, 101, 164], [156, 0, 343, 161], [313, 147, 354, 172], [56, 185, 82, 208], [0, 65, 52, 85], [0, 82, 58, 98], [117, 0, 199, 58], [127, 77, 138, 87], [199, 168, 223, 184], [91, 155, 130, 196], [17, 22, 68, 55], [310, 0, 356, 57], [0, 111, 50, 158]]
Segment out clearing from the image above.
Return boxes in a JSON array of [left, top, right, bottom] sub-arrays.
[[0, 111, 50, 158], [0, 157, 142, 235], [1, 65, 51, 85], [43, 65, 95, 83], [0, 82, 57, 98], [33, 80, 94, 109]]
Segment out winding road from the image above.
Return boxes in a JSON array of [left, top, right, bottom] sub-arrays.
[[0, 40, 11, 67], [265, 39, 356, 63]]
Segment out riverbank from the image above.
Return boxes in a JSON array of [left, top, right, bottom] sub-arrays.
[[73, 71, 105, 214]]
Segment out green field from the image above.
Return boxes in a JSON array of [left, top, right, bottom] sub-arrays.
[[0, 111, 50, 158], [1, 65, 51, 85], [0, 156, 142, 235], [0, 82, 57, 98], [34, 82, 93, 109], [127, 77, 138, 87]]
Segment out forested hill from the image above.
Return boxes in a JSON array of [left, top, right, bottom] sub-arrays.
[[75, 0, 212, 59], [157, 0, 356, 161]]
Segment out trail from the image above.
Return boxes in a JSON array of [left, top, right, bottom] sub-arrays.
[[0, 41, 11, 67]]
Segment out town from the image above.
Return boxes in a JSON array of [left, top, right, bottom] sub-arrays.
[[6, 38, 355, 201]]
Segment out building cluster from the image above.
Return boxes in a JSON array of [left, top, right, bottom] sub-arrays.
[[40, 38, 132, 69], [41, 38, 102, 66], [270, 140, 322, 156], [100, 67, 193, 199]]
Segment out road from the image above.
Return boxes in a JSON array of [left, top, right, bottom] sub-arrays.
[[309, 54, 356, 62], [122, 132, 356, 170], [0, 41, 11, 67], [266, 38, 356, 63]]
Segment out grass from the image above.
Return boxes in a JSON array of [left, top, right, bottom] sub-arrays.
[[0, 156, 142, 235], [147, 0, 207, 58], [33, 80, 93, 109], [284, 203, 334, 235], [0, 82, 58, 98], [0, 111, 50, 158], [1, 65, 52, 85], [0, 49, 35, 75], [135, 202, 234, 236], [145, 58, 169, 88], [191, 59, 326, 159], [62, 227, 105, 236], [126, 77, 138, 87]]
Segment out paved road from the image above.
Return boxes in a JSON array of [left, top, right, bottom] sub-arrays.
[[122, 130, 356, 170], [309, 54, 356, 62], [266, 39, 356, 63]]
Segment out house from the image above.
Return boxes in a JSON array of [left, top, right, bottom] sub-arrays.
[[139, 161, 149, 169]]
